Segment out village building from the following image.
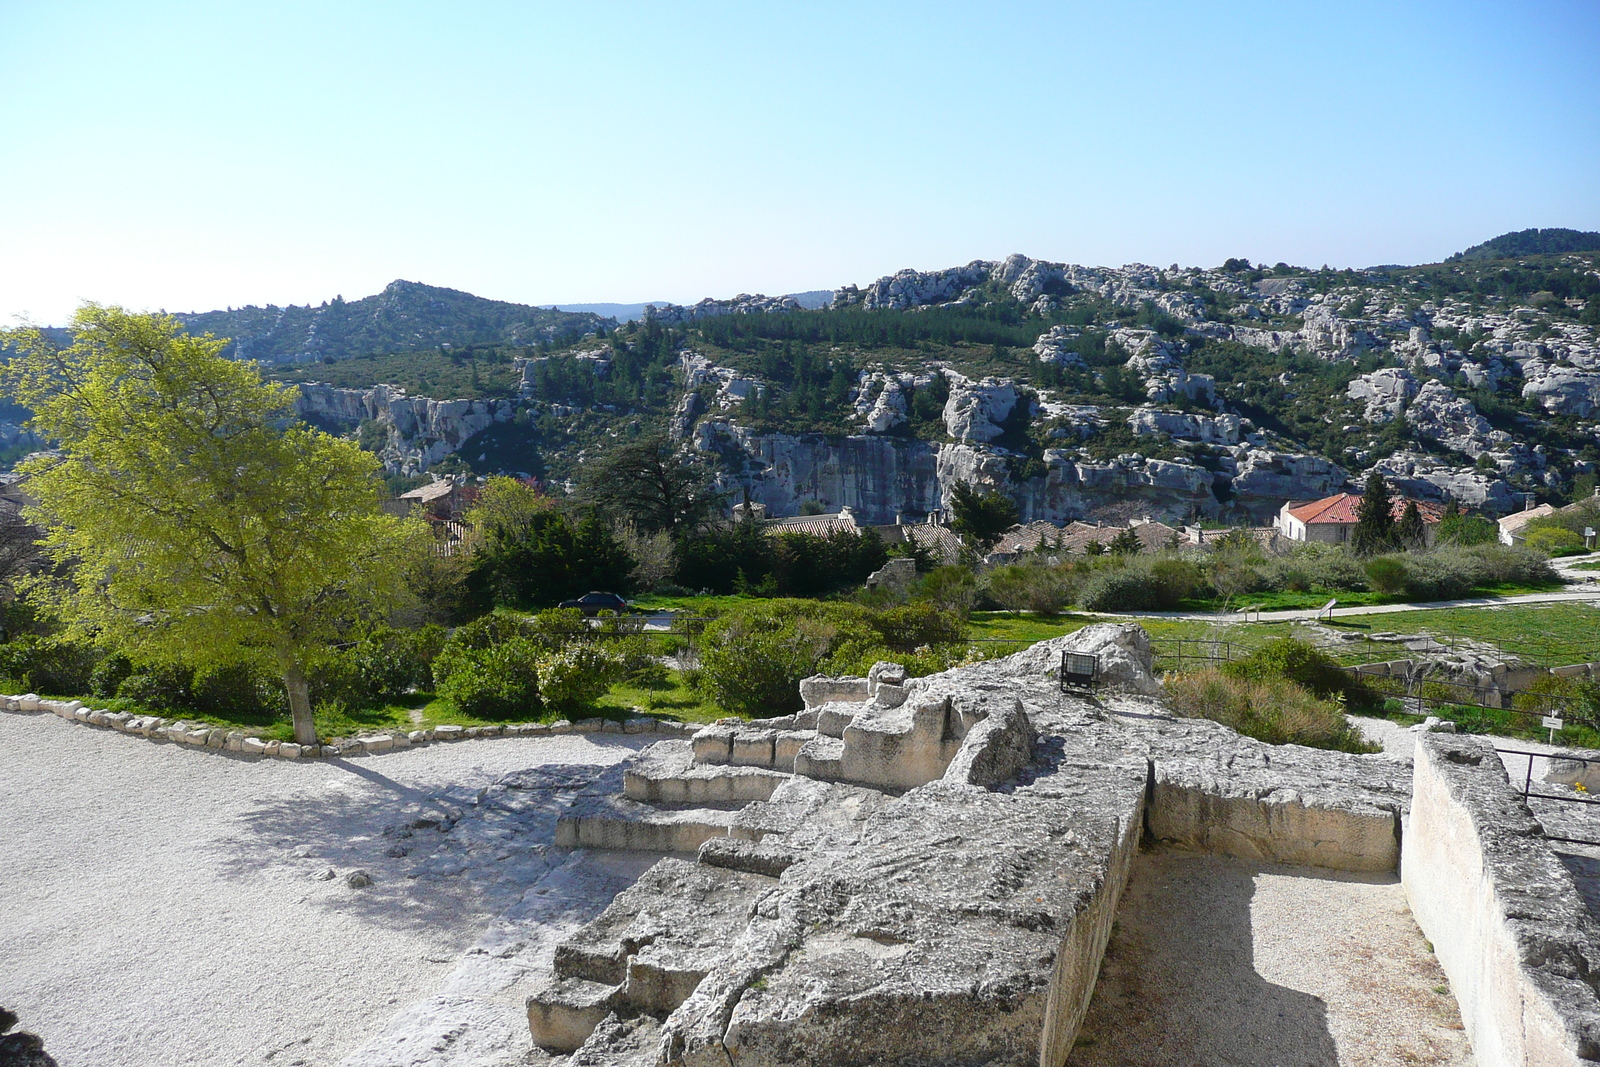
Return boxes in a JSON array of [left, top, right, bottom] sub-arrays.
[[1275, 492, 1447, 546]]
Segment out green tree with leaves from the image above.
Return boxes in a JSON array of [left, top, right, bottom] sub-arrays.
[[1350, 472, 1397, 556], [1, 306, 424, 746], [948, 482, 1018, 552], [580, 435, 722, 535]]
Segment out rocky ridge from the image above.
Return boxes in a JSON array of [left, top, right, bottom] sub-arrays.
[[253, 244, 1598, 525]]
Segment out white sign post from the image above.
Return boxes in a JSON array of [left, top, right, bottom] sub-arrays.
[[1544, 714, 1565, 744], [1318, 598, 1338, 622]]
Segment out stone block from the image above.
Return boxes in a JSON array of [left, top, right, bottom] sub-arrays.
[[555, 794, 735, 853], [433, 724, 465, 741], [549, 719, 574, 734], [624, 741, 790, 805], [799, 674, 870, 708], [1148, 754, 1400, 872], [815, 702, 862, 738], [1404, 734, 1600, 1067], [206, 730, 226, 748], [838, 696, 964, 792], [552, 859, 774, 1018], [773, 730, 811, 773], [792, 735, 844, 781], [873, 682, 910, 708], [730, 729, 775, 768], [278, 742, 302, 759], [942, 698, 1034, 787], [365, 734, 395, 754], [527, 978, 620, 1052], [573, 718, 603, 733], [697, 837, 798, 878], [691, 724, 735, 765]]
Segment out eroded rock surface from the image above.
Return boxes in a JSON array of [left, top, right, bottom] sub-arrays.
[[533, 625, 1416, 1065]]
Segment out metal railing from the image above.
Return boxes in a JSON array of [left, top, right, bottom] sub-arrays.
[[1497, 746, 1600, 847]]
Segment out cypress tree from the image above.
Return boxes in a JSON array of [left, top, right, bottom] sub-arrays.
[[1395, 500, 1427, 550], [1351, 472, 1397, 555]]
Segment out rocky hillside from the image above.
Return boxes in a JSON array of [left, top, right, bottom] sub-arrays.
[[177, 280, 613, 365], [291, 233, 1599, 528]]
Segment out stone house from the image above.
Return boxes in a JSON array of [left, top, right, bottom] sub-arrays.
[[1496, 503, 1557, 546], [1276, 492, 1446, 546]]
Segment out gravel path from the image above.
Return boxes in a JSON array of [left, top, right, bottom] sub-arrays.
[[1069, 847, 1475, 1066], [0, 711, 652, 1067]]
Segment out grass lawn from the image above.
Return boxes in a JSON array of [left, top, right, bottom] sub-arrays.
[[1323, 602, 1600, 666]]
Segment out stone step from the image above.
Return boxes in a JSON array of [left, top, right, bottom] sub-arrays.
[[624, 740, 792, 804], [527, 977, 620, 1052], [540, 859, 778, 1050], [792, 734, 844, 780], [555, 793, 735, 853]]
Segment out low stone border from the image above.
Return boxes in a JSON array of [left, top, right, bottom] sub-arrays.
[[0, 692, 701, 759]]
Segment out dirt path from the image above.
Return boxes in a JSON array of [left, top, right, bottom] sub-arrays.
[[1068, 847, 1474, 1067], [0, 711, 650, 1067]]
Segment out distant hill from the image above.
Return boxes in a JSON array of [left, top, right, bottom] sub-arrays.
[[1450, 228, 1600, 261], [542, 290, 834, 322], [178, 280, 614, 364]]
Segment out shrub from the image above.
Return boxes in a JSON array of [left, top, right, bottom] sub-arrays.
[[1526, 525, 1586, 556], [1364, 556, 1410, 594], [525, 607, 593, 650], [1222, 637, 1378, 709], [1166, 668, 1375, 752], [915, 566, 980, 617], [0, 634, 101, 695], [434, 636, 543, 719], [1148, 557, 1206, 605], [698, 599, 877, 716], [984, 564, 1077, 616], [1078, 566, 1160, 612], [869, 602, 966, 653], [116, 664, 195, 709], [536, 644, 623, 714]]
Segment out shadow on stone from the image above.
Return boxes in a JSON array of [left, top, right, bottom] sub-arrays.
[[1068, 850, 1339, 1067]]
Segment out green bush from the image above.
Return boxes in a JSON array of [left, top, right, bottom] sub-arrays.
[[916, 566, 980, 617], [1079, 567, 1158, 612], [1526, 525, 1585, 556], [0, 634, 101, 695], [536, 644, 622, 714], [434, 636, 544, 719], [1222, 637, 1378, 709], [525, 607, 592, 650], [698, 599, 877, 716], [1148, 557, 1207, 605], [984, 564, 1077, 615], [1166, 668, 1376, 752], [869, 601, 966, 652], [1364, 556, 1410, 594]]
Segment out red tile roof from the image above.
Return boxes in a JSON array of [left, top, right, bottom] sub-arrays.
[[1287, 493, 1446, 526]]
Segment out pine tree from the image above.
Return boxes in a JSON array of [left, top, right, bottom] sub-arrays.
[[1351, 472, 1397, 555]]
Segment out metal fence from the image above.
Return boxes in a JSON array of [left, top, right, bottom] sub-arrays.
[[1496, 746, 1600, 847], [1150, 639, 1244, 672]]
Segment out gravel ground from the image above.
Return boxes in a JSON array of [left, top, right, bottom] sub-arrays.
[[0, 711, 652, 1067], [1068, 847, 1475, 1067]]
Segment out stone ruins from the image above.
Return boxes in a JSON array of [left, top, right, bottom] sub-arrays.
[[524, 623, 1600, 1066]]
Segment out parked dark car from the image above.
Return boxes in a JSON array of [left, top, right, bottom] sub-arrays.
[[558, 591, 630, 617]]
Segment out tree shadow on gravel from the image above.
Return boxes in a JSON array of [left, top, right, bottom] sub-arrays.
[[211, 755, 639, 937]]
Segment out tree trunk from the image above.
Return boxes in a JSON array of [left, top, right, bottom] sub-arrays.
[[282, 659, 317, 746]]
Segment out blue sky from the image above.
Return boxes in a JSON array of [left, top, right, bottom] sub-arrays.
[[2, 1, 1596, 324]]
